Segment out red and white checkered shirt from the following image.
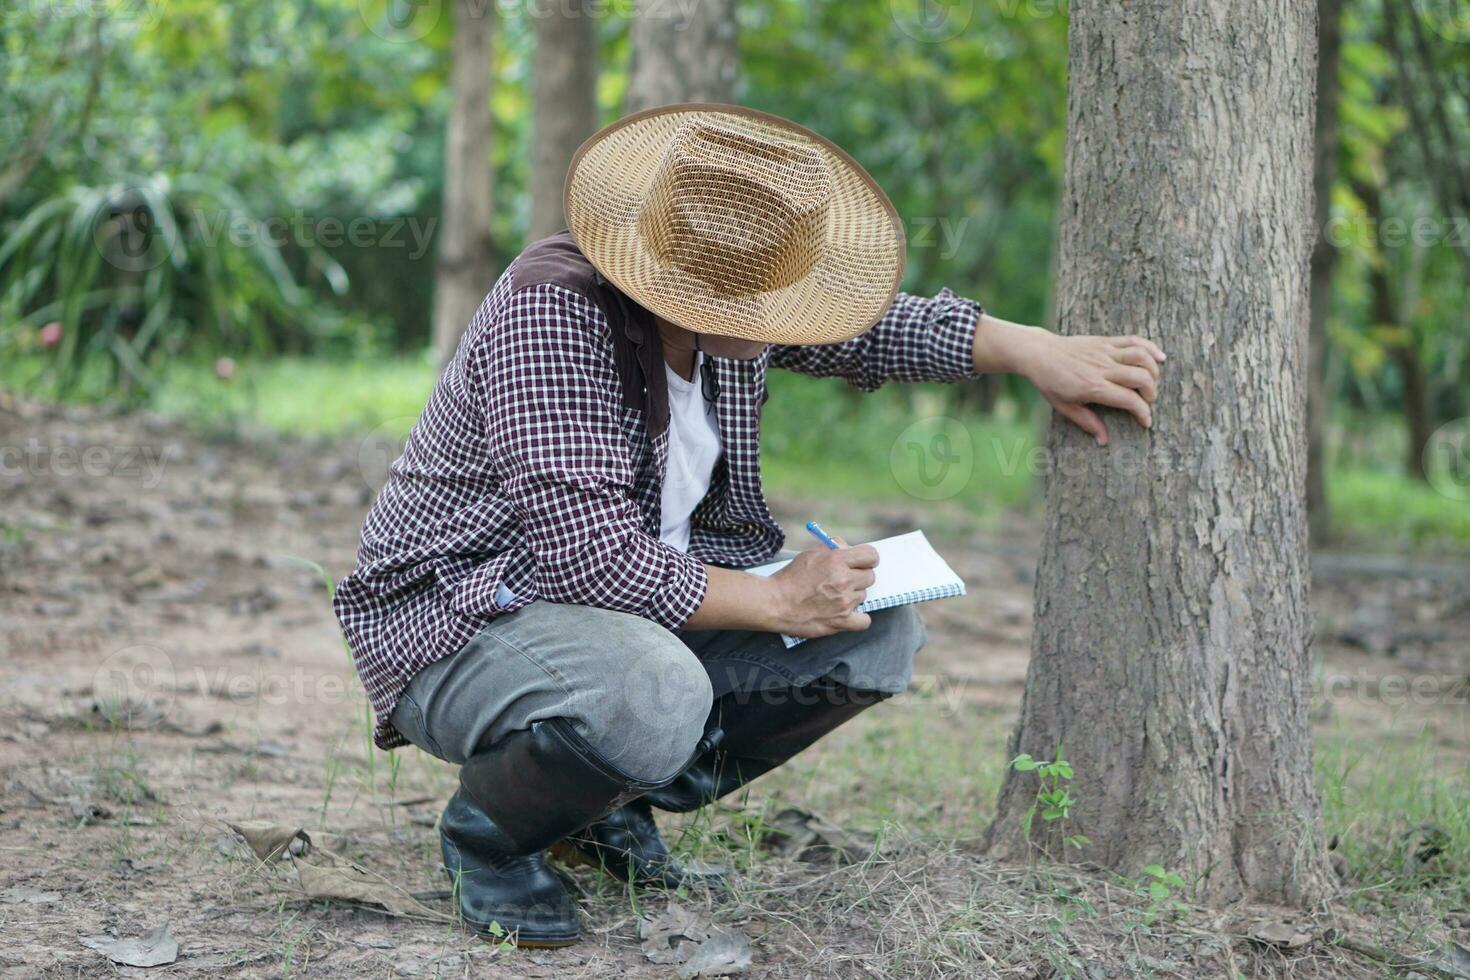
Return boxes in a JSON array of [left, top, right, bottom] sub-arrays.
[[335, 237, 981, 748]]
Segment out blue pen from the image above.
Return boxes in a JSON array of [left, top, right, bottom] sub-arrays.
[[805, 521, 840, 550]]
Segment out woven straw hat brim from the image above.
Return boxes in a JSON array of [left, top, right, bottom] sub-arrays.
[[564, 104, 905, 346]]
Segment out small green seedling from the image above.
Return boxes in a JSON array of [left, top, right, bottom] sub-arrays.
[[1134, 864, 1188, 924], [1008, 749, 1089, 852]]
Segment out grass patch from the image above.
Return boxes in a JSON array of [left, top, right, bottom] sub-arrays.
[[748, 690, 1470, 938], [151, 357, 440, 438], [1329, 468, 1470, 550], [1317, 725, 1470, 913]]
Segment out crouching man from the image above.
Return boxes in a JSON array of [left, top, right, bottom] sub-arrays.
[[334, 104, 1163, 946]]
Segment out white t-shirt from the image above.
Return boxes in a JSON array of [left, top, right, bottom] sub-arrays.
[[494, 353, 722, 608], [658, 353, 723, 552]]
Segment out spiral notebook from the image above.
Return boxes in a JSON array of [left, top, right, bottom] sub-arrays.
[[748, 530, 967, 647]]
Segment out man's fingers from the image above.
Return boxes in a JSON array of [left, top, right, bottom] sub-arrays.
[[1094, 382, 1153, 428], [842, 544, 880, 568], [1114, 335, 1166, 362], [837, 611, 872, 632], [1106, 365, 1158, 403], [1115, 344, 1160, 380], [1057, 402, 1109, 446]]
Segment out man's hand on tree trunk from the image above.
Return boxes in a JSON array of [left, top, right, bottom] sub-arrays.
[[972, 313, 1165, 446]]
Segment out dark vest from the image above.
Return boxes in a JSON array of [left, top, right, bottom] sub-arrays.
[[509, 231, 671, 440]]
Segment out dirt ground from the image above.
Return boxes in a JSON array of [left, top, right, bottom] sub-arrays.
[[2, 395, 1467, 978]]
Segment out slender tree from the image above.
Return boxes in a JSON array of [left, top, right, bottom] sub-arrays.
[[1353, 176, 1433, 482], [984, 0, 1336, 905], [528, 0, 599, 241], [431, 0, 496, 362], [1307, 0, 1344, 540], [623, 0, 738, 112]]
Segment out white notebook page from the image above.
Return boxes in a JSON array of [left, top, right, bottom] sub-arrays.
[[747, 530, 966, 646]]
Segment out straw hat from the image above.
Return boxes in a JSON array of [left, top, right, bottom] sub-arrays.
[[563, 104, 905, 346]]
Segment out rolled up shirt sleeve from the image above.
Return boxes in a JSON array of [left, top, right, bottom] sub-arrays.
[[768, 289, 982, 391], [469, 284, 708, 628]]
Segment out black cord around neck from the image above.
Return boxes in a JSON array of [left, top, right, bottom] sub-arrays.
[[695, 336, 721, 413]]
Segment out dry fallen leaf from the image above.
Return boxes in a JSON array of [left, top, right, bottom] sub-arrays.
[[294, 857, 450, 921], [678, 926, 752, 978], [1439, 941, 1470, 979], [640, 902, 709, 965], [226, 819, 450, 922], [0, 888, 61, 905], [227, 820, 308, 862], [761, 807, 876, 863], [1247, 920, 1318, 950], [79, 923, 178, 967], [639, 904, 751, 976]]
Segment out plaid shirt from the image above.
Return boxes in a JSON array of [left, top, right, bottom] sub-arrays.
[[336, 235, 982, 748]]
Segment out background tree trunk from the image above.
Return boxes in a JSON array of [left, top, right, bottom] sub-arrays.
[[1307, 0, 1343, 544], [1352, 178, 1433, 483], [623, 0, 738, 113], [431, 0, 496, 362], [983, 0, 1336, 906], [528, 0, 599, 241]]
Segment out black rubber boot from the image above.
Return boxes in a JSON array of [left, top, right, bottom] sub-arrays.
[[443, 717, 675, 946], [558, 797, 728, 889], [643, 681, 889, 814], [440, 788, 580, 947]]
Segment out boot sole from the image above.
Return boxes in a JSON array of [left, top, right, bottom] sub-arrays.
[[446, 856, 582, 948], [465, 916, 580, 948], [493, 932, 580, 949]]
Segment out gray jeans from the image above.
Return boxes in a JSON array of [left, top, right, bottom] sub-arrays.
[[389, 600, 925, 783]]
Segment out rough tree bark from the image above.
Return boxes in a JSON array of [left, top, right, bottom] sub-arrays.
[[984, 0, 1336, 906], [528, 0, 599, 240], [623, 0, 738, 113], [1307, 0, 1343, 542], [431, 0, 496, 362]]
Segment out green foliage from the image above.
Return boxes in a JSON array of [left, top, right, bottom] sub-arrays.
[[1008, 748, 1088, 852], [1131, 865, 1188, 926], [742, 0, 1068, 320], [1322, 0, 1469, 438], [0, 171, 361, 397], [759, 371, 1040, 517]]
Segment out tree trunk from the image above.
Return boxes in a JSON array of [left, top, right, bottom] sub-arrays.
[[1394, 343, 1433, 481], [984, 0, 1335, 906], [1353, 177, 1431, 482], [623, 0, 738, 113], [528, 0, 599, 241], [431, 0, 496, 362], [1307, 0, 1343, 544]]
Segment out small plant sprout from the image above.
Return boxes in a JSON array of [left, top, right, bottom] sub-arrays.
[[1134, 864, 1188, 924], [1007, 747, 1089, 853]]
